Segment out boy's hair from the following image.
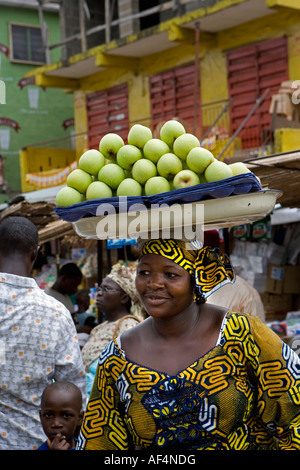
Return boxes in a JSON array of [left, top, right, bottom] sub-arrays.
[[0, 216, 38, 255], [41, 381, 83, 409]]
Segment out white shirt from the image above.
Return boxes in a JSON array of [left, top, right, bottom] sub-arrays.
[[0, 272, 87, 450], [207, 275, 265, 321]]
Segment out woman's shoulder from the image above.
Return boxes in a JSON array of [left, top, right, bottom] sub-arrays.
[[221, 310, 277, 344]]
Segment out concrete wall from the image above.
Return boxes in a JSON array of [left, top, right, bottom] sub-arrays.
[[0, 5, 74, 200]]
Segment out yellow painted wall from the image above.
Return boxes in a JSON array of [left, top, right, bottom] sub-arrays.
[[20, 146, 76, 192], [73, 8, 300, 151], [74, 90, 89, 157], [274, 128, 300, 153]]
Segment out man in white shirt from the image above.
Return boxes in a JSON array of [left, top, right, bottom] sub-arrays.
[[0, 216, 86, 450]]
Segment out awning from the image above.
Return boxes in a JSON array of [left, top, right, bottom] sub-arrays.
[[245, 149, 300, 208], [0, 198, 75, 244]]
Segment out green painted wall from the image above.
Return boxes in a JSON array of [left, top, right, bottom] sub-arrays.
[[0, 5, 74, 201]]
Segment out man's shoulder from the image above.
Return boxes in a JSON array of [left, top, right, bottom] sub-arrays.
[[36, 288, 73, 318]]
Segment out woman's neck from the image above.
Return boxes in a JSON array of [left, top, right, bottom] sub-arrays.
[[107, 308, 129, 323], [150, 302, 200, 340]]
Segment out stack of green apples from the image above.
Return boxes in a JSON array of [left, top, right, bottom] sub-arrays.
[[55, 120, 251, 207]]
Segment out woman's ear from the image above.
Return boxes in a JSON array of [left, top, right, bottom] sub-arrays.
[[120, 292, 130, 305]]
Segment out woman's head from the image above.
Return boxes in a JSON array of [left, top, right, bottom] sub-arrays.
[[136, 252, 195, 319], [97, 276, 131, 316], [97, 261, 144, 319], [136, 239, 235, 314]]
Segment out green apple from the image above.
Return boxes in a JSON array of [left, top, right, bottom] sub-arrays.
[[67, 168, 93, 193], [143, 138, 170, 163], [157, 153, 183, 180], [173, 133, 200, 160], [229, 162, 251, 176], [160, 120, 186, 147], [98, 163, 125, 189], [186, 147, 215, 174], [86, 181, 113, 200], [117, 144, 142, 170], [173, 169, 200, 190], [105, 158, 115, 164], [124, 169, 132, 178], [116, 178, 143, 196], [144, 176, 171, 195], [99, 133, 124, 160], [199, 173, 208, 184], [78, 149, 105, 176], [132, 159, 157, 184], [55, 186, 83, 207], [127, 124, 152, 148], [205, 160, 233, 183]]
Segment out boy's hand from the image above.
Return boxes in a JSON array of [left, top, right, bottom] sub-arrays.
[[47, 433, 71, 450]]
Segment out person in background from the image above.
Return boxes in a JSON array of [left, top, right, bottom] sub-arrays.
[[38, 382, 84, 450], [204, 230, 265, 321], [74, 289, 97, 350], [45, 262, 82, 317], [81, 261, 144, 395], [75, 289, 97, 331], [0, 216, 86, 450], [78, 238, 300, 450]]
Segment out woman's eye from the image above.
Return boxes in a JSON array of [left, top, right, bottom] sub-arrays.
[[138, 269, 150, 275], [166, 272, 178, 278]]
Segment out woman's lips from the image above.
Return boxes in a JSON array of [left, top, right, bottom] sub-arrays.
[[144, 294, 170, 305]]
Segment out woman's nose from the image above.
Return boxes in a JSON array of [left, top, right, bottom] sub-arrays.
[[148, 273, 164, 288]]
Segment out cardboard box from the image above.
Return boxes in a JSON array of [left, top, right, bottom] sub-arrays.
[[260, 293, 294, 321], [265, 265, 300, 295], [284, 266, 300, 294]]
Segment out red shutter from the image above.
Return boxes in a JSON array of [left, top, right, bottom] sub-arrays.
[[86, 83, 129, 149], [227, 37, 289, 148], [150, 63, 200, 134]]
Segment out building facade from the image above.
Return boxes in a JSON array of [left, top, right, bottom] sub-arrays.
[[0, 0, 75, 202], [25, 0, 300, 189]]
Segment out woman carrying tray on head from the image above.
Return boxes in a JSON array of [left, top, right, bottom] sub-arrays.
[[77, 238, 300, 450]]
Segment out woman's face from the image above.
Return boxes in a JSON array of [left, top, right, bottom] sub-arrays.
[[135, 253, 194, 319], [96, 277, 127, 314]]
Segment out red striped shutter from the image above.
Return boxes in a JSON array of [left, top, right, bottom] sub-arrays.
[[150, 63, 200, 135], [86, 83, 129, 149], [227, 37, 289, 148]]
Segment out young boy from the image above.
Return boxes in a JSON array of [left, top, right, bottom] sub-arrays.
[[38, 381, 84, 450]]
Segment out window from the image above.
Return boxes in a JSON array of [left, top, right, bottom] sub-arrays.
[[9, 23, 46, 65]]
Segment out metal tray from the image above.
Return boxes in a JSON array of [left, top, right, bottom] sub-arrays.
[[71, 189, 282, 241]]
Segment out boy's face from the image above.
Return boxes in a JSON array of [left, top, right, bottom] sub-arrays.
[[39, 388, 83, 446]]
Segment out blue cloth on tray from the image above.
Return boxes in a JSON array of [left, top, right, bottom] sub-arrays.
[[55, 173, 262, 223]]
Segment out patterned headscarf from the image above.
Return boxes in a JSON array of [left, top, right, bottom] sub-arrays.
[[107, 261, 144, 319], [139, 239, 235, 303]]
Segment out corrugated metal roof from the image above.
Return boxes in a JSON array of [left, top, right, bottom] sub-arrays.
[[245, 150, 300, 208]]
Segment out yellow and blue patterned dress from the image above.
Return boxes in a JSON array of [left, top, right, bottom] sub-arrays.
[[78, 312, 300, 450]]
